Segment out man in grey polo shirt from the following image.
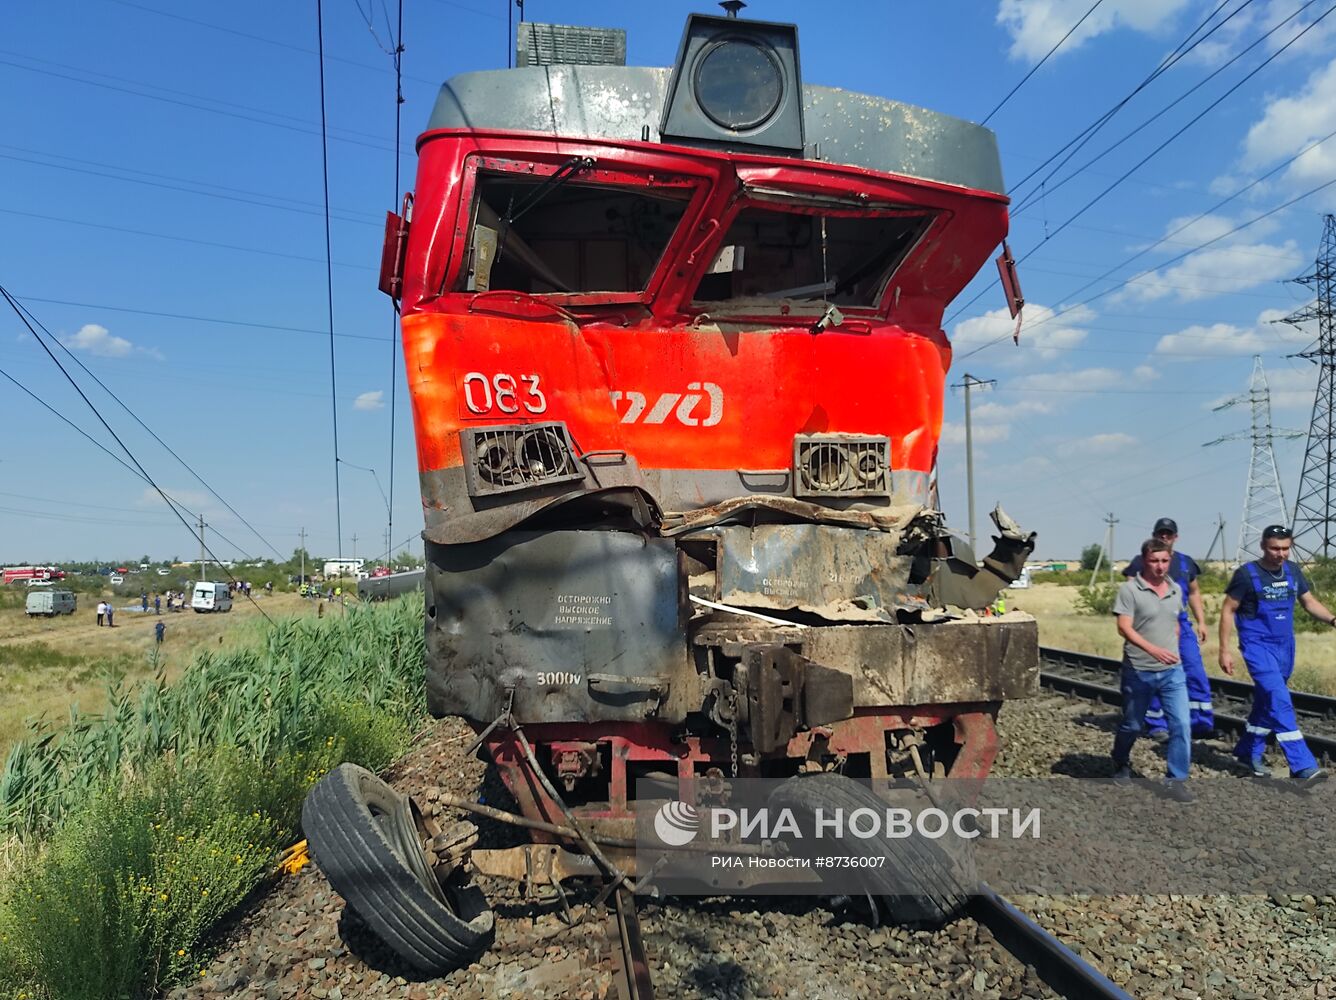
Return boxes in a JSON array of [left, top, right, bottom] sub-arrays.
[[1111, 537, 1193, 802]]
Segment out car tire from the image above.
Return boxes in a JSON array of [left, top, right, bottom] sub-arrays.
[[302, 763, 494, 974], [767, 773, 975, 927]]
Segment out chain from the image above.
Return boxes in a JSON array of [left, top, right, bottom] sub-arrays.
[[726, 689, 740, 778]]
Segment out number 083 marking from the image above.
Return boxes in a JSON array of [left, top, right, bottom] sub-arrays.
[[462, 372, 547, 415]]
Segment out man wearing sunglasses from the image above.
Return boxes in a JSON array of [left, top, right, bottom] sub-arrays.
[[1220, 525, 1330, 787], [1122, 518, 1214, 740]]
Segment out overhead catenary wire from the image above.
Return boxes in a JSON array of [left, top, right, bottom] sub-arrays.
[[980, 0, 1107, 126], [315, 0, 343, 565], [1002, 0, 1249, 208], [0, 290, 275, 613], [0, 367, 260, 558], [1010, 0, 1317, 217], [9, 296, 284, 560], [946, 0, 1312, 328]]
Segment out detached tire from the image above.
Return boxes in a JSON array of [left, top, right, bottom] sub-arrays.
[[768, 773, 975, 927], [302, 763, 494, 974]]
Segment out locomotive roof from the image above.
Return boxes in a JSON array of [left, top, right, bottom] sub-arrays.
[[426, 65, 1005, 196]]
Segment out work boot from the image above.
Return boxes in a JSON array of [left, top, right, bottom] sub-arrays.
[[1161, 781, 1195, 804], [1293, 766, 1328, 789], [1147, 728, 1169, 744], [1239, 756, 1268, 778]]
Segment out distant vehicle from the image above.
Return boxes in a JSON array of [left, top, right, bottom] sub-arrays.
[[115, 567, 128, 575], [156, 568, 170, 576], [139, 562, 150, 571], [323, 558, 364, 578], [191, 582, 233, 613], [356, 568, 424, 602], [109, 574, 125, 585], [1009, 567, 1033, 590], [26, 579, 53, 588], [26, 589, 77, 617], [371, 565, 392, 578], [3, 566, 64, 585]]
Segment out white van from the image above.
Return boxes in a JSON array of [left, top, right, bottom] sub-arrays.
[[191, 581, 233, 613], [26, 589, 77, 617]]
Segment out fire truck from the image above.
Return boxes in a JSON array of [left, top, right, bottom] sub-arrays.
[[2, 566, 65, 585]]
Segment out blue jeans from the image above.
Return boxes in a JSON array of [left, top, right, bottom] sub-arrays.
[[1112, 663, 1191, 781]]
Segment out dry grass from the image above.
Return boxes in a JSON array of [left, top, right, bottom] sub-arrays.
[[1010, 583, 1336, 695], [0, 593, 336, 759]]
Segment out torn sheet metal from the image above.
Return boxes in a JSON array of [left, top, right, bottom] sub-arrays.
[[714, 523, 923, 622]]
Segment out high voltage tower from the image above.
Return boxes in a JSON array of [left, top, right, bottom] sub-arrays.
[[1283, 214, 1336, 561], [1205, 356, 1301, 566]]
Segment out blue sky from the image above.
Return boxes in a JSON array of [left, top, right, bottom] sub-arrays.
[[3, 0, 1335, 566]]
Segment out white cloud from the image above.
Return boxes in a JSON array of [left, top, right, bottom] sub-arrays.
[[1154, 307, 1313, 356], [1118, 239, 1302, 303], [972, 399, 1054, 422], [353, 390, 385, 411], [997, 0, 1192, 62], [940, 422, 1010, 446], [1133, 365, 1160, 380], [1011, 367, 1124, 392], [1241, 55, 1336, 182], [62, 323, 132, 358], [1057, 432, 1137, 456], [138, 487, 210, 510], [952, 303, 1094, 361]]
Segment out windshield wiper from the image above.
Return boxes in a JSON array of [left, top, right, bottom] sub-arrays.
[[495, 155, 596, 267]]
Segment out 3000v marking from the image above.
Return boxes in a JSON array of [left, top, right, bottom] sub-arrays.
[[537, 672, 583, 685], [462, 372, 547, 415]]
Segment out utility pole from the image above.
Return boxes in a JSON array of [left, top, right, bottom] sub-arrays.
[[1088, 513, 1118, 587], [1282, 214, 1336, 562], [299, 527, 307, 584], [352, 533, 358, 561], [197, 513, 207, 584], [1204, 356, 1301, 565], [950, 373, 996, 554], [1202, 513, 1227, 566]]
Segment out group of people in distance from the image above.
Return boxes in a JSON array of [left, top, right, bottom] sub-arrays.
[[1112, 517, 1330, 802]]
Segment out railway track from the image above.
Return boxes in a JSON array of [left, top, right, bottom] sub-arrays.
[[1040, 644, 1336, 759]]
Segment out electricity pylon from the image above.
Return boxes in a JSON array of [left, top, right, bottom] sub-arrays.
[[1204, 356, 1302, 566], [1280, 214, 1336, 561]]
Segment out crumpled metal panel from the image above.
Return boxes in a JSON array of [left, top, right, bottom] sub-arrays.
[[427, 68, 1003, 193], [424, 531, 689, 725], [693, 616, 1039, 706], [714, 523, 918, 622]]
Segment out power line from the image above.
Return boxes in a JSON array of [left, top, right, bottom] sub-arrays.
[[12, 292, 390, 343], [0, 350, 260, 562], [0, 206, 374, 272], [1011, 0, 1316, 216], [981, 0, 1106, 125], [1003, 0, 1249, 205], [316, 0, 344, 565], [955, 155, 1336, 361], [9, 297, 284, 560]]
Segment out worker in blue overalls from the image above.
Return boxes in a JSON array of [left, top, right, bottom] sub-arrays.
[[1122, 518, 1214, 739], [1219, 524, 1331, 787]]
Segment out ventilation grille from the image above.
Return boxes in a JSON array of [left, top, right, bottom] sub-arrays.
[[516, 23, 626, 67], [463, 423, 584, 498], [793, 435, 891, 498]]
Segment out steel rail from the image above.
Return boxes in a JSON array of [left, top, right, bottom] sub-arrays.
[[1041, 645, 1336, 720], [1038, 646, 1336, 759], [970, 885, 1134, 1000]]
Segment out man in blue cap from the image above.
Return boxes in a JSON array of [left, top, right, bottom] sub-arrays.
[[1220, 525, 1330, 787], [1122, 517, 1213, 740]]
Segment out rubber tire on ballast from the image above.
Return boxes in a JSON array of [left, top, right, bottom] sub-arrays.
[[768, 772, 975, 927], [302, 763, 494, 974]]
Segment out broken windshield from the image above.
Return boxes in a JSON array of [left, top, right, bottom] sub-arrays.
[[458, 171, 691, 297], [692, 204, 932, 308]]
